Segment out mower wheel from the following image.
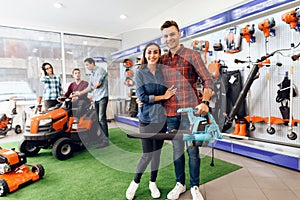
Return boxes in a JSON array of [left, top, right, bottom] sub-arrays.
[[0, 179, 9, 197], [18, 139, 40, 156], [52, 137, 74, 160], [249, 124, 256, 131], [15, 125, 22, 134], [0, 127, 8, 136], [267, 127, 275, 135], [287, 132, 297, 140], [32, 164, 45, 178]]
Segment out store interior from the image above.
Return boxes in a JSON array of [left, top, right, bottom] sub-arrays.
[[0, 0, 300, 199]]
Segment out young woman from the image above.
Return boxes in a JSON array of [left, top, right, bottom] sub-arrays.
[[40, 62, 63, 110], [126, 43, 176, 200]]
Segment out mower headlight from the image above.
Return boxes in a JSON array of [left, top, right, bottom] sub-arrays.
[[39, 118, 52, 126]]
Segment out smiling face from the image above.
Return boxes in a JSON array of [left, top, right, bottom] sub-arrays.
[[161, 25, 181, 52], [44, 64, 53, 75], [145, 44, 160, 65]]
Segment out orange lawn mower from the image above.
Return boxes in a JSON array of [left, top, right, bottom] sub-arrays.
[[0, 147, 44, 196], [0, 101, 22, 136], [19, 97, 101, 160]]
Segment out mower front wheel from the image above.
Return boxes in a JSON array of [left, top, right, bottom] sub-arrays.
[[0, 179, 9, 197], [15, 125, 22, 134], [52, 138, 74, 160], [19, 139, 40, 156], [32, 164, 45, 178]]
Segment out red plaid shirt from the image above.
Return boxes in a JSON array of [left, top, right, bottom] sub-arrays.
[[160, 46, 214, 116]]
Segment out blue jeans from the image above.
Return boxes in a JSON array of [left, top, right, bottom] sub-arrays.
[[167, 115, 200, 187], [94, 97, 109, 143]]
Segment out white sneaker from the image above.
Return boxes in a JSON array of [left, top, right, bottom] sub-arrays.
[[191, 186, 204, 200], [149, 181, 160, 198], [167, 182, 186, 200], [126, 180, 139, 200]]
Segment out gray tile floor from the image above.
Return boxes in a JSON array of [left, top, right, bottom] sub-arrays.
[[2, 120, 300, 200]]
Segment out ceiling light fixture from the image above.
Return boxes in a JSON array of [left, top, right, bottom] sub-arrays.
[[120, 14, 127, 20], [53, 2, 63, 8]]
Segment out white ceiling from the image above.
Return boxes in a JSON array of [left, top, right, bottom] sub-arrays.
[[0, 0, 248, 39]]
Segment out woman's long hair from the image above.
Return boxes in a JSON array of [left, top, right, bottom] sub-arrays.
[[140, 42, 161, 68], [41, 62, 54, 76]]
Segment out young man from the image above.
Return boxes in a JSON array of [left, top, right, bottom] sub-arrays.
[[74, 58, 109, 148], [160, 20, 214, 200], [64, 68, 89, 118]]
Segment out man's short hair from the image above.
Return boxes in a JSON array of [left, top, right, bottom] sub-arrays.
[[72, 68, 80, 74], [160, 20, 179, 31], [84, 58, 95, 65]]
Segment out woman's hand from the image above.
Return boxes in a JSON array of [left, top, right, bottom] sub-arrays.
[[164, 85, 177, 100]]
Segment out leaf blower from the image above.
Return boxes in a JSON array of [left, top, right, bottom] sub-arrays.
[[281, 8, 300, 31]]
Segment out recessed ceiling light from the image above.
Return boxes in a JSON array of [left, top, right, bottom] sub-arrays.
[[120, 14, 127, 20], [53, 2, 63, 8]]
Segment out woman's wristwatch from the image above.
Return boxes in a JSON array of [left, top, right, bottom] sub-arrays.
[[201, 100, 210, 106]]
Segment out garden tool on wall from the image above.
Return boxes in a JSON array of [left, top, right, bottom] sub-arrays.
[[276, 72, 297, 127], [258, 17, 276, 38], [281, 11, 299, 141], [258, 17, 275, 54], [240, 24, 257, 131], [281, 7, 300, 31], [123, 58, 135, 87], [287, 63, 297, 140], [264, 71, 283, 134], [222, 50, 279, 132], [208, 60, 221, 79], [191, 40, 210, 64], [240, 24, 256, 44], [224, 26, 242, 54]]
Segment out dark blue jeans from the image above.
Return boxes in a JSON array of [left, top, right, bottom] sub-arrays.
[[94, 97, 108, 143], [167, 115, 200, 187]]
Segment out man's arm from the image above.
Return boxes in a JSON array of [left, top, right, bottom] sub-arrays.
[[191, 50, 214, 115]]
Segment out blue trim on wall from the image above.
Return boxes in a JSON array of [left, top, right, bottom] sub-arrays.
[[214, 140, 299, 171], [114, 115, 139, 127]]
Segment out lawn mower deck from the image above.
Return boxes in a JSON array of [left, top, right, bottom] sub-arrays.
[[0, 148, 44, 196]]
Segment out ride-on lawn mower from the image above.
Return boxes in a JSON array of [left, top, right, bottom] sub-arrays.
[[0, 147, 44, 196], [19, 97, 100, 160], [0, 102, 22, 136]]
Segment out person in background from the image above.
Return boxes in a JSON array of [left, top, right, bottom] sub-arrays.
[[40, 62, 63, 111], [64, 68, 89, 118], [74, 58, 109, 148], [160, 20, 214, 200], [126, 43, 176, 200]]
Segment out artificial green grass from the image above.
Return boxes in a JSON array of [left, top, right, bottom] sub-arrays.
[[0, 128, 242, 200]]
